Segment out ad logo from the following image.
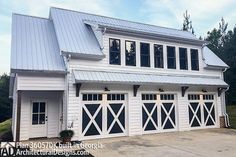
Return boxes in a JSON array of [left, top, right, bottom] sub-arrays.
[[0, 142, 16, 157]]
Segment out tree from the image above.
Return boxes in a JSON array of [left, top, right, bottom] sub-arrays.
[[205, 18, 228, 58], [182, 10, 195, 34], [205, 18, 236, 105], [222, 27, 236, 105], [0, 74, 12, 122]]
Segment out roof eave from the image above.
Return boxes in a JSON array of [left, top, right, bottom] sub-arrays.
[[204, 64, 229, 70], [10, 69, 67, 75], [74, 80, 228, 87], [61, 51, 105, 60], [100, 26, 206, 46]]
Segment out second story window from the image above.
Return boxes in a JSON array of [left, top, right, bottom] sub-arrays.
[[125, 41, 136, 66], [154, 44, 164, 68], [179, 47, 188, 70], [140, 43, 150, 67], [109, 38, 120, 65], [167, 46, 176, 69], [191, 49, 199, 70]]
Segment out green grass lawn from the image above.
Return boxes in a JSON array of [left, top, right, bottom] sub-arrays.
[[0, 119, 11, 136], [226, 105, 236, 129]]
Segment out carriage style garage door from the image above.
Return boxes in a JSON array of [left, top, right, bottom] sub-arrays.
[[188, 94, 217, 128], [142, 93, 177, 134], [81, 93, 127, 139]]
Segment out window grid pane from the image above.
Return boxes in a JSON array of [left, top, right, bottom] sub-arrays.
[[154, 44, 164, 68], [191, 49, 199, 70], [125, 41, 136, 66], [140, 43, 150, 67], [109, 38, 121, 65], [179, 48, 188, 70], [167, 46, 176, 69]]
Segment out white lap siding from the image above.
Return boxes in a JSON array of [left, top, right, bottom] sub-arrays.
[[17, 74, 65, 91], [19, 91, 62, 141], [69, 81, 222, 140]]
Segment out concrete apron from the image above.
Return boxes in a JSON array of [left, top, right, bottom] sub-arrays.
[[84, 128, 236, 157]]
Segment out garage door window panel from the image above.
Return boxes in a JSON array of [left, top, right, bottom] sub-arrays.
[[161, 103, 176, 129], [82, 104, 103, 136], [142, 103, 158, 131]]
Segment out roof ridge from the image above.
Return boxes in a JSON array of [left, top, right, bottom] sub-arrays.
[[12, 13, 49, 20], [50, 7, 194, 35]]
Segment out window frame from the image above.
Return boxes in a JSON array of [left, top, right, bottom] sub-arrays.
[[140, 42, 150, 67], [190, 49, 199, 71], [109, 38, 121, 65], [125, 40, 136, 66], [179, 47, 188, 70], [167, 46, 176, 69], [154, 44, 164, 68], [32, 102, 46, 125]]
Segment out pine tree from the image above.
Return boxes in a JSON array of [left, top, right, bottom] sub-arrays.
[[182, 10, 194, 34]]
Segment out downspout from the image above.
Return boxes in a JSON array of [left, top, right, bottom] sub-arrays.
[[223, 86, 230, 127], [222, 67, 230, 127]]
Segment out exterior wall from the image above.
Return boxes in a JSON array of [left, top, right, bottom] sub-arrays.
[[17, 74, 65, 91], [69, 33, 223, 79], [64, 32, 225, 140], [19, 91, 63, 141], [68, 82, 220, 140]]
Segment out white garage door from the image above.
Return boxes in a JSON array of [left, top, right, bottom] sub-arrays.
[[81, 93, 127, 139], [142, 93, 177, 134], [188, 94, 217, 128]]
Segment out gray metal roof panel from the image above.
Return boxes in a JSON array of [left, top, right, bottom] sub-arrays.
[[73, 70, 228, 87], [11, 14, 66, 72], [202, 46, 229, 68], [50, 7, 202, 55], [50, 8, 103, 56]]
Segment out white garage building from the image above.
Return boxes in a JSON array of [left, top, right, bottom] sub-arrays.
[[10, 7, 229, 141]]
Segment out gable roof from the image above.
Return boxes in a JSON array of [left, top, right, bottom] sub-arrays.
[[50, 7, 205, 58], [202, 46, 229, 69], [11, 14, 66, 73]]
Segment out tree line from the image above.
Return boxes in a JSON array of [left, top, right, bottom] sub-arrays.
[[183, 11, 236, 105]]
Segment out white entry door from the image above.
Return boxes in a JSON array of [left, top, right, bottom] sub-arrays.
[[30, 101, 47, 138]]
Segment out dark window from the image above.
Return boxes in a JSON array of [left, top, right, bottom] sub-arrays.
[[140, 43, 150, 67], [154, 44, 164, 68], [82, 94, 103, 101], [191, 49, 199, 70], [109, 38, 120, 65], [125, 41, 136, 66], [107, 94, 125, 100], [179, 48, 188, 70], [167, 46, 176, 69]]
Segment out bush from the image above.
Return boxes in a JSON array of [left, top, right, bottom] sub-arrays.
[[59, 130, 74, 138]]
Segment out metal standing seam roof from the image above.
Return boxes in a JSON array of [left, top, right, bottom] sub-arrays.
[[49, 7, 202, 56], [10, 7, 228, 72], [202, 46, 229, 68], [11, 14, 66, 73], [73, 70, 228, 87]]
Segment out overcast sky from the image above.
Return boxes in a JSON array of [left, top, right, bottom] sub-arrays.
[[1, 0, 236, 74]]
